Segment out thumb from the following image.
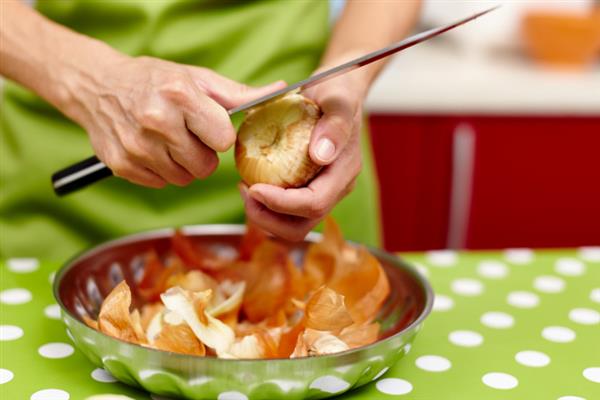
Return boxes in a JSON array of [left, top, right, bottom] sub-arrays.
[[189, 68, 286, 109], [309, 111, 353, 166]]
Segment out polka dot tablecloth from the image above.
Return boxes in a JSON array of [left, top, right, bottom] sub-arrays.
[[1, 248, 600, 399]]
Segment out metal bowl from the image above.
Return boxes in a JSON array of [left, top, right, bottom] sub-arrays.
[[53, 225, 433, 400]]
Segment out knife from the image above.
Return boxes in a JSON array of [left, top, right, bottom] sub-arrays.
[[51, 5, 498, 196]]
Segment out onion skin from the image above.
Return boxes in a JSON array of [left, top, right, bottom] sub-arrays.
[[235, 92, 322, 188]]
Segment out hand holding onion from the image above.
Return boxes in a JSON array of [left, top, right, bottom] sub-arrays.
[[236, 73, 366, 242]]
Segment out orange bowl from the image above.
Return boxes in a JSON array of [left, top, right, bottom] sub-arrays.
[[521, 9, 600, 69]]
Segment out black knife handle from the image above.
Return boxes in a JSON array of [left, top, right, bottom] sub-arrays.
[[51, 156, 113, 196]]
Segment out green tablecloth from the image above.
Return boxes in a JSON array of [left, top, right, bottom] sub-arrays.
[[1, 248, 599, 399]]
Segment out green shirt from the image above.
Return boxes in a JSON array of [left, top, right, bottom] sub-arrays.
[[0, 0, 380, 260]]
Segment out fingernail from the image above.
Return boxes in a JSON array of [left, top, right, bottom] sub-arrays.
[[315, 138, 335, 162]]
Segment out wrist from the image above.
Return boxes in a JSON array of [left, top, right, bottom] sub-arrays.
[[50, 36, 127, 123], [317, 50, 376, 99]]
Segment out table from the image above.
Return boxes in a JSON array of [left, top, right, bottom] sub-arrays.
[[2, 248, 599, 399]]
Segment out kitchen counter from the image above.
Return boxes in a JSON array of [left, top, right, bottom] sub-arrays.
[[365, 41, 600, 115]]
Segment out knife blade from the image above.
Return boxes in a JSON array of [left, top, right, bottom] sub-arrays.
[[51, 5, 499, 196]]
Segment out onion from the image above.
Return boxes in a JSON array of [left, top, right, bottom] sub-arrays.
[[235, 91, 322, 188]]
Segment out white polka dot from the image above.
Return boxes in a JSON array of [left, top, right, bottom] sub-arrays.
[[542, 326, 576, 343], [309, 376, 350, 393], [415, 355, 451, 372], [449, 330, 483, 347], [38, 342, 74, 359], [451, 278, 483, 296], [44, 304, 61, 320], [569, 308, 600, 325], [0, 368, 14, 384], [376, 378, 413, 395], [477, 260, 508, 279], [91, 368, 117, 383], [579, 246, 600, 262], [30, 389, 70, 400], [504, 248, 534, 264], [533, 275, 565, 293], [217, 392, 248, 400], [583, 367, 600, 383], [433, 294, 454, 312], [0, 288, 32, 305], [7, 258, 39, 273], [555, 258, 586, 276], [481, 312, 514, 329], [49, 272, 56, 284], [0, 325, 24, 341], [87, 395, 136, 400], [515, 350, 550, 367], [557, 396, 586, 400], [589, 288, 600, 304], [507, 291, 539, 308], [426, 250, 457, 267], [372, 367, 389, 381], [414, 262, 429, 277], [482, 372, 518, 390]]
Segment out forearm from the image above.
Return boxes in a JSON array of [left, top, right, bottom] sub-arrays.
[[0, 1, 122, 118], [321, 0, 421, 96]]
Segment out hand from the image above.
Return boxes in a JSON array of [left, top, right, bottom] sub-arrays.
[[64, 54, 284, 187], [239, 67, 369, 241]]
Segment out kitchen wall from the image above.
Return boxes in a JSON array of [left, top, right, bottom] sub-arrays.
[[365, 0, 600, 251]]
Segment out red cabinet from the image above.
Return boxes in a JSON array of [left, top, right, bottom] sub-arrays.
[[369, 115, 600, 251]]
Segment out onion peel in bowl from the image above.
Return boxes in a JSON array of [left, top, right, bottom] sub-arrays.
[[240, 240, 290, 323], [160, 287, 235, 354], [291, 328, 350, 358], [97, 281, 147, 345], [304, 286, 353, 333], [154, 320, 206, 356], [84, 217, 391, 359], [339, 322, 381, 349]]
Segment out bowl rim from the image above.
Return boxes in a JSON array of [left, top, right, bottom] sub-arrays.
[[53, 224, 434, 364]]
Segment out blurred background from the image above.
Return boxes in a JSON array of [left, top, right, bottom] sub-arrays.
[[361, 0, 600, 252]]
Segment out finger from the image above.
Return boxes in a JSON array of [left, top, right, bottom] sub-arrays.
[[247, 141, 359, 219], [184, 91, 236, 153], [189, 67, 287, 109], [156, 72, 236, 153], [125, 167, 168, 189], [138, 135, 195, 186], [168, 133, 219, 180], [104, 151, 167, 189], [309, 110, 356, 166], [120, 128, 194, 186], [162, 148, 195, 186], [134, 95, 216, 180], [307, 88, 360, 166], [239, 184, 317, 242]]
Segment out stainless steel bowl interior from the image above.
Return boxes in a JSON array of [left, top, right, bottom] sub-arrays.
[[53, 225, 433, 399]]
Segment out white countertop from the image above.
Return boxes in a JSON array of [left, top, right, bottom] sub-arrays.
[[364, 41, 600, 116]]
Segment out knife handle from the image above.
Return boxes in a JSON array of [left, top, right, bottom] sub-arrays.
[[51, 156, 113, 196]]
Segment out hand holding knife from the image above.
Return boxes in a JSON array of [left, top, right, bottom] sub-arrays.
[[51, 6, 499, 196]]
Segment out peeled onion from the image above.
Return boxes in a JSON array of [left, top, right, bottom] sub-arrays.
[[235, 92, 322, 188]]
